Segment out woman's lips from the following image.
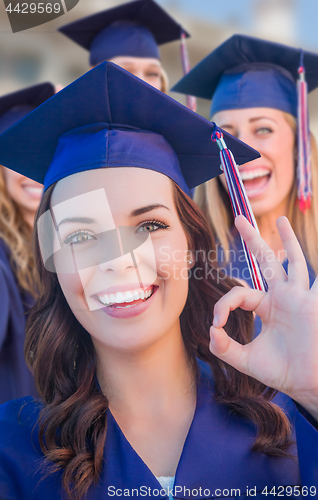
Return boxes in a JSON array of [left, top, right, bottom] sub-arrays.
[[21, 184, 43, 199], [93, 285, 158, 319], [239, 167, 271, 199]]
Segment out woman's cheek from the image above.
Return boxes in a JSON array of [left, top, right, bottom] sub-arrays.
[[154, 243, 189, 281], [57, 269, 89, 312], [2, 168, 22, 201], [132, 235, 158, 285], [154, 242, 174, 279]]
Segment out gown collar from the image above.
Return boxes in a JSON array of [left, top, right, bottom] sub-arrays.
[[95, 361, 299, 499]]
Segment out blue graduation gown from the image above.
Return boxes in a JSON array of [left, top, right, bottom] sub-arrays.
[[0, 239, 37, 404], [217, 229, 316, 337], [0, 363, 317, 499]]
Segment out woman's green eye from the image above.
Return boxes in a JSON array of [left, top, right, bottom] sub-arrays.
[[257, 127, 272, 135], [63, 231, 96, 245], [74, 233, 94, 243], [138, 223, 159, 232], [136, 220, 169, 233]]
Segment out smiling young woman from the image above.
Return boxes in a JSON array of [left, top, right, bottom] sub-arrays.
[[0, 63, 317, 500], [172, 35, 318, 294], [0, 83, 54, 404], [58, 0, 186, 94], [199, 108, 318, 272]]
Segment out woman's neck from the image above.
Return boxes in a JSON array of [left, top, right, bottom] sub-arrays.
[[95, 324, 196, 477], [95, 325, 195, 419]]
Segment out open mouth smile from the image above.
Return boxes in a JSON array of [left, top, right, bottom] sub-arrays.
[[95, 285, 155, 309], [91, 285, 158, 318], [239, 167, 271, 198], [21, 184, 43, 198]]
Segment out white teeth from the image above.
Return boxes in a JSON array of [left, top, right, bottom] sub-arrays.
[[98, 294, 110, 305], [103, 295, 110, 305], [115, 292, 125, 303], [23, 186, 43, 193], [97, 287, 153, 306], [240, 168, 270, 181], [125, 291, 134, 302]]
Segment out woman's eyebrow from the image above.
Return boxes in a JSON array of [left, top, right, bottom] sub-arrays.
[[219, 124, 234, 129], [249, 116, 276, 123], [57, 216, 96, 228], [130, 204, 170, 217]]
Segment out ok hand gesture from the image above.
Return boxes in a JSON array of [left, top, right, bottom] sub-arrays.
[[209, 215, 318, 421]]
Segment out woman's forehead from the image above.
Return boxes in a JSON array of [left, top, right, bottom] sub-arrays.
[[110, 56, 161, 66], [214, 107, 285, 123], [51, 167, 174, 211]]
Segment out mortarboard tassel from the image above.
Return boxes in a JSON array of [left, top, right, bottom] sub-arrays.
[[297, 51, 312, 212], [180, 31, 197, 112], [211, 128, 268, 292]]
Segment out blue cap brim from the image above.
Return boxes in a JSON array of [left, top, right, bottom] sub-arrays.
[[0, 82, 55, 134], [172, 34, 318, 103]]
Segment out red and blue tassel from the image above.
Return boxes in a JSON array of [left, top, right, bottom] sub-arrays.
[[180, 31, 197, 112], [211, 128, 268, 292], [297, 51, 312, 212]]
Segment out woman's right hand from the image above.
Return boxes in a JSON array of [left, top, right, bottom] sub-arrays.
[[209, 215, 318, 422]]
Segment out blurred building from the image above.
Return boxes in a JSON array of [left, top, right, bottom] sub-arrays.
[[253, 0, 296, 44], [0, 0, 318, 136]]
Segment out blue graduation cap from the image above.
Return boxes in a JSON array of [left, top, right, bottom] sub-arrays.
[[172, 34, 318, 211], [172, 34, 318, 117], [0, 62, 259, 195], [58, 0, 189, 66], [0, 82, 55, 134]]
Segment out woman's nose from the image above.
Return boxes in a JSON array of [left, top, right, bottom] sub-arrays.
[[99, 251, 137, 274], [237, 129, 257, 150]]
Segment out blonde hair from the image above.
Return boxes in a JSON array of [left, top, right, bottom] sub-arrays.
[[0, 166, 37, 296], [195, 112, 318, 275]]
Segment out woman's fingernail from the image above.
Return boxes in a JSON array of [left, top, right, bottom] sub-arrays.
[[213, 315, 219, 327], [209, 326, 216, 348]]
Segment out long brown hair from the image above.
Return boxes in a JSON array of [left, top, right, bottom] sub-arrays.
[[25, 181, 292, 500], [196, 112, 318, 274], [0, 166, 37, 296]]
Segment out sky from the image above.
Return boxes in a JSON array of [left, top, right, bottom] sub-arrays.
[[159, 0, 318, 50]]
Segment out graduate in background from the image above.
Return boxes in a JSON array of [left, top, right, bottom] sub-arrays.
[[0, 83, 54, 404], [173, 35, 318, 333], [58, 0, 191, 95], [0, 63, 317, 500]]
